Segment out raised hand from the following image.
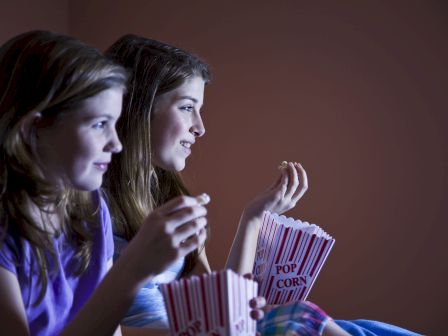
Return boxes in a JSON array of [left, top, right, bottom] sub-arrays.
[[243, 162, 308, 221], [226, 162, 308, 274], [120, 195, 208, 283]]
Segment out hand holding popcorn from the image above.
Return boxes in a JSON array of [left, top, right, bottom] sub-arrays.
[[243, 161, 308, 223]]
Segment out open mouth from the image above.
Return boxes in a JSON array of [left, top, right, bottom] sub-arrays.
[[180, 141, 191, 149], [94, 163, 109, 171]]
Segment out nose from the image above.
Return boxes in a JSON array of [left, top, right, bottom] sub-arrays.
[[190, 113, 205, 138], [105, 129, 123, 153]]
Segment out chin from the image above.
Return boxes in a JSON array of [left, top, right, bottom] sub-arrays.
[[72, 179, 103, 192], [168, 163, 186, 172], [77, 184, 102, 192], [175, 162, 186, 172], [157, 160, 186, 173]]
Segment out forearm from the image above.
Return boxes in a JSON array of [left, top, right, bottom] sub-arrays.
[[61, 257, 149, 336], [225, 212, 261, 274]]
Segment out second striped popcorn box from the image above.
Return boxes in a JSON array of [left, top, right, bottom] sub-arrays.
[[161, 269, 258, 336]]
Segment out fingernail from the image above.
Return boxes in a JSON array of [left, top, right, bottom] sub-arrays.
[[196, 193, 210, 205]]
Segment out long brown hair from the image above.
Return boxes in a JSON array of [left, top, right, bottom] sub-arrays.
[[0, 30, 127, 304], [103, 34, 210, 275]]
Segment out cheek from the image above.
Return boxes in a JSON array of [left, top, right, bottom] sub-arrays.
[[66, 136, 97, 167], [151, 118, 184, 151]]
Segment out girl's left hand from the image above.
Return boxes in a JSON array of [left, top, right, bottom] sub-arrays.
[[243, 162, 308, 222]]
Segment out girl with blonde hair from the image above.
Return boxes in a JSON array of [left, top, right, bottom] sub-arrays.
[[0, 30, 208, 335]]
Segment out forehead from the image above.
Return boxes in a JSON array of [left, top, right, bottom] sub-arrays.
[[159, 76, 205, 103], [176, 76, 205, 96], [64, 87, 124, 121]]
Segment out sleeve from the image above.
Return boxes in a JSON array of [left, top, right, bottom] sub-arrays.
[[99, 197, 115, 261], [0, 233, 18, 275]]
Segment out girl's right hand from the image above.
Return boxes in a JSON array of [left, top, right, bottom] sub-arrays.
[[242, 162, 308, 223], [121, 195, 208, 282]]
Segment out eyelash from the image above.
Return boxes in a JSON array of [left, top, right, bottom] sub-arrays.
[[92, 121, 107, 129], [180, 105, 195, 113]]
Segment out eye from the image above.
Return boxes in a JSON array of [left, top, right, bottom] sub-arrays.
[[92, 120, 107, 130], [180, 105, 195, 113]]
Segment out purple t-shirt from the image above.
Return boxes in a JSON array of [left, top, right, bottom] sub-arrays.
[[0, 195, 114, 336]]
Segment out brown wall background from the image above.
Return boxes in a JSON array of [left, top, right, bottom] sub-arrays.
[[0, 0, 67, 41], [2, 1, 447, 334]]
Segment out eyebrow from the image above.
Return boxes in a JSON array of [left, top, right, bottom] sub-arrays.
[[179, 95, 198, 103], [82, 114, 115, 121]]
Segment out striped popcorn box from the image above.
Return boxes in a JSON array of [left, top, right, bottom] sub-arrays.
[[161, 269, 258, 336], [253, 211, 335, 305]]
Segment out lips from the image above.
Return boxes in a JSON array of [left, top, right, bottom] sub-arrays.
[[180, 141, 193, 148], [180, 140, 194, 155], [94, 162, 110, 172]]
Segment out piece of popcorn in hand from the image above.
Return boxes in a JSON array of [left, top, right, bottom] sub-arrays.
[[196, 193, 211, 205], [278, 161, 288, 169]]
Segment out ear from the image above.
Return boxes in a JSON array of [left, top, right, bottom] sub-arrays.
[[19, 111, 42, 145]]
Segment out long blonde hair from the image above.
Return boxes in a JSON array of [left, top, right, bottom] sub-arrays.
[[0, 30, 127, 304], [104, 34, 210, 275]]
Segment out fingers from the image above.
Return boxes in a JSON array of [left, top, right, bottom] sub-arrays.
[[249, 296, 266, 309], [249, 295, 266, 320], [178, 227, 207, 255], [130, 194, 210, 278], [274, 167, 288, 196], [291, 163, 308, 203], [165, 194, 209, 249], [250, 309, 264, 321], [173, 217, 207, 246], [149, 193, 210, 253], [156, 194, 209, 233], [196, 193, 210, 205], [165, 204, 207, 231], [243, 273, 254, 281], [249, 296, 266, 320], [269, 161, 308, 213], [266, 171, 284, 192], [279, 161, 308, 199], [157, 195, 207, 216], [284, 162, 299, 200]]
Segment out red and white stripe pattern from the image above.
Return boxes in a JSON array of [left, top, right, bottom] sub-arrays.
[[161, 269, 258, 336], [253, 211, 335, 305]]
